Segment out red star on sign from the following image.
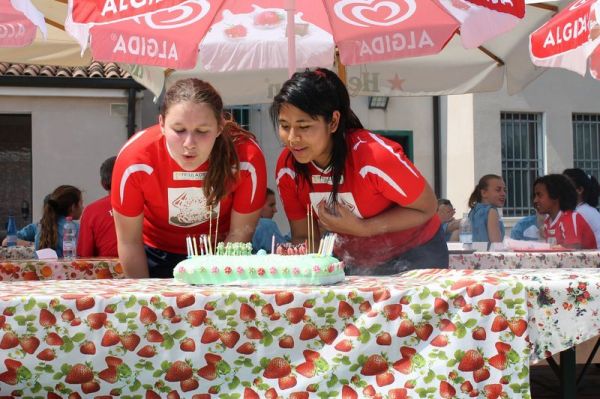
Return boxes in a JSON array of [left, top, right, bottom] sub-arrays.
[[387, 74, 405, 91]]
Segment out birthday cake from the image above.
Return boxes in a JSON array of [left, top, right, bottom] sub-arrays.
[[173, 241, 345, 286]]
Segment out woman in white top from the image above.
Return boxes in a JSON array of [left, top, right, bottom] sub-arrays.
[[563, 168, 600, 248]]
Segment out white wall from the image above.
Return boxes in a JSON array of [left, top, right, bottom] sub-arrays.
[[474, 69, 600, 175], [352, 95, 435, 183], [442, 94, 476, 217], [0, 88, 140, 222]]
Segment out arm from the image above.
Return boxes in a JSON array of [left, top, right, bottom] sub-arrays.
[[487, 208, 503, 243], [113, 210, 148, 278], [226, 209, 261, 243], [317, 183, 438, 237]]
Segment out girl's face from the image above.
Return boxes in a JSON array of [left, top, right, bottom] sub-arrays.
[[160, 101, 222, 171], [277, 103, 339, 168], [533, 183, 559, 215], [481, 178, 506, 208]]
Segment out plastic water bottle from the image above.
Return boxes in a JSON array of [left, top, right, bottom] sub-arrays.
[[6, 216, 17, 247], [62, 216, 77, 259], [459, 212, 473, 249]]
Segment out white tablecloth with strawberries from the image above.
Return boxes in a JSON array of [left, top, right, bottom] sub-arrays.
[[449, 250, 600, 270], [1, 268, 600, 398]]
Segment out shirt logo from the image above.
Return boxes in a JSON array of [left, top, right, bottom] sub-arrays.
[[168, 187, 219, 227], [173, 171, 206, 180], [311, 175, 344, 185]]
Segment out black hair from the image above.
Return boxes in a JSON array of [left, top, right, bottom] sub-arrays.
[[270, 68, 363, 205], [534, 174, 577, 211], [100, 156, 117, 191], [563, 168, 600, 208], [266, 187, 275, 196]]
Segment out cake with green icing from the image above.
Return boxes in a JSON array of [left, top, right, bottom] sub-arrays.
[[173, 253, 345, 286]]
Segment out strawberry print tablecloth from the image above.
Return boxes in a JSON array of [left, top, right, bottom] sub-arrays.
[[0, 258, 123, 281], [0, 269, 538, 399], [450, 251, 600, 270]]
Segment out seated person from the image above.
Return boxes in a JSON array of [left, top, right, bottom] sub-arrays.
[[437, 199, 459, 241], [533, 174, 596, 249], [3, 195, 50, 247], [510, 212, 544, 241], [10, 185, 83, 257], [468, 174, 506, 244], [77, 156, 118, 257], [252, 188, 289, 253]]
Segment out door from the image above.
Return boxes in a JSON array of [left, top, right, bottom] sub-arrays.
[[0, 114, 32, 239]]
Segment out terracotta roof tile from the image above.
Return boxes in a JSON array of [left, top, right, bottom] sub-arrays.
[[0, 61, 132, 79]]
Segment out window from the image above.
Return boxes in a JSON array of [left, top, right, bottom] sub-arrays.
[[501, 112, 544, 217], [374, 130, 413, 161], [573, 113, 600, 178], [225, 106, 250, 130]]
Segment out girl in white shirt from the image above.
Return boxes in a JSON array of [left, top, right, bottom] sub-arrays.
[[563, 168, 600, 248]]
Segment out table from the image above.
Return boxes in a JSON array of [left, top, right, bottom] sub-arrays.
[[0, 258, 123, 281], [0, 245, 35, 260], [1, 268, 598, 398], [450, 250, 600, 270], [450, 251, 600, 398]]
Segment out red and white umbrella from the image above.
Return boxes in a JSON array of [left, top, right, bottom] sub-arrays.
[[1, 0, 556, 102], [0, 0, 46, 47], [530, 0, 600, 79], [70, 0, 187, 23], [59, 0, 526, 72]]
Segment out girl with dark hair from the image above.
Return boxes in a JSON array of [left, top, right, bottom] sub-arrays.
[[112, 78, 267, 278], [533, 174, 596, 249], [467, 174, 506, 244], [272, 68, 447, 275], [563, 168, 600, 248], [4, 185, 83, 257]]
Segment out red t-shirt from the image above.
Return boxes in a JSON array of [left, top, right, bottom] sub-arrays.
[[544, 210, 597, 249], [276, 129, 440, 268], [111, 125, 266, 254], [77, 195, 118, 257]]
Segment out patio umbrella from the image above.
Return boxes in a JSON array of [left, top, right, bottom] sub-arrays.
[[530, 0, 600, 79], [156, 1, 558, 104], [0, 0, 557, 101], [0, 0, 45, 48], [0, 0, 187, 66], [2, 0, 527, 69]]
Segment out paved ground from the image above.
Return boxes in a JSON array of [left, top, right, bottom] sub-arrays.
[[530, 364, 600, 398]]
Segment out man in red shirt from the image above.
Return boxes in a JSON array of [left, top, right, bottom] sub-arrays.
[[77, 156, 118, 257]]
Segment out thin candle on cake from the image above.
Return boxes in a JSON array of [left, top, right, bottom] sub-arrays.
[[207, 205, 213, 255], [214, 205, 220, 254]]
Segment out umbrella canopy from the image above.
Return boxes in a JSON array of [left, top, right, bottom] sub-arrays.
[[0, 0, 558, 102], [0, 0, 44, 47], [1, 0, 527, 69], [159, 1, 558, 103], [530, 0, 600, 79]]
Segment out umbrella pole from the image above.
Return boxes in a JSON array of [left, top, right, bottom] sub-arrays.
[[335, 50, 347, 85], [285, 0, 296, 77]]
